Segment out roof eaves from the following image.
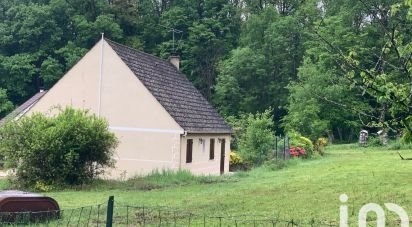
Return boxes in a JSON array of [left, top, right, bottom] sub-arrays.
[[0, 91, 47, 127], [186, 129, 233, 134]]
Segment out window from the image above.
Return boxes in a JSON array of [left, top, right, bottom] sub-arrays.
[[209, 139, 215, 160], [186, 139, 193, 163]]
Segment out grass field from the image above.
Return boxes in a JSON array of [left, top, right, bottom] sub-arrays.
[[2, 144, 412, 224]]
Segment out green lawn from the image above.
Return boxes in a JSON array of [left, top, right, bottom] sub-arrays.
[[2, 144, 412, 225]]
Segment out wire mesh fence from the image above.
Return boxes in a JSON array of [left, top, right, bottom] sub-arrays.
[[0, 198, 405, 226], [0, 204, 107, 226], [274, 135, 290, 160], [112, 204, 341, 226]]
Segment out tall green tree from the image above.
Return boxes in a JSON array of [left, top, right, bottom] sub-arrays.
[[214, 6, 307, 132], [157, 0, 242, 100], [0, 0, 123, 107], [313, 0, 412, 133], [0, 89, 13, 119]]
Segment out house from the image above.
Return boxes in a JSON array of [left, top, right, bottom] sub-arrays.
[[1, 37, 232, 178]]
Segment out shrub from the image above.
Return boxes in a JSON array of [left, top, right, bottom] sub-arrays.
[[237, 110, 275, 165], [0, 107, 118, 188], [400, 130, 412, 144], [229, 151, 243, 165], [289, 146, 306, 158], [229, 151, 250, 171], [289, 131, 314, 157], [225, 116, 248, 150], [315, 137, 328, 155], [367, 136, 383, 147]]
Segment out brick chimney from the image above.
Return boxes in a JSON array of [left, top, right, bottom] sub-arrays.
[[169, 54, 180, 70]]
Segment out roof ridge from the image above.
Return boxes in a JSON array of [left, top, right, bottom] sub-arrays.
[[105, 38, 174, 66]]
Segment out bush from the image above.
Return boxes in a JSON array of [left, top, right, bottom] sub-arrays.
[[0, 107, 118, 188], [367, 136, 383, 147], [400, 130, 412, 145], [225, 116, 248, 150], [289, 146, 306, 158], [237, 110, 275, 165], [315, 137, 328, 155], [229, 151, 250, 171], [289, 131, 314, 157], [230, 151, 243, 165]]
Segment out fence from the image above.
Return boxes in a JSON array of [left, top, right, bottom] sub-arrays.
[[0, 196, 404, 226], [0, 197, 337, 226], [0, 203, 107, 226], [274, 135, 290, 160], [111, 204, 339, 226]]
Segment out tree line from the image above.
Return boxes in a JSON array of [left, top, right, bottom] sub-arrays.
[[0, 0, 411, 143]]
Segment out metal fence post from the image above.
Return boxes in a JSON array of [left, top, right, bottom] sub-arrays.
[[283, 136, 286, 160], [106, 196, 114, 227]]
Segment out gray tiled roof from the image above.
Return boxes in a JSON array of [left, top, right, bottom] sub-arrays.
[[106, 40, 232, 134], [0, 91, 47, 127]]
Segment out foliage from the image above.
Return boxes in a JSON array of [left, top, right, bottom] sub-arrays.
[[229, 151, 243, 166], [214, 6, 306, 131], [367, 136, 384, 147], [316, 137, 328, 147], [289, 146, 306, 158], [283, 44, 367, 142], [312, 0, 412, 135], [225, 115, 248, 150], [229, 151, 250, 171], [0, 89, 13, 119], [289, 131, 314, 157], [315, 137, 328, 155], [400, 130, 412, 144], [0, 107, 118, 188], [34, 181, 55, 192], [237, 110, 275, 166]]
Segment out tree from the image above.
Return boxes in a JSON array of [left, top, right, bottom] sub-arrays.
[[157, 0, 242, 100], [283, 57, 369, 142], [312, 0, 412, 133], [0, 0, 123, 106], [0, 89, 12, 119], [0, 54, 37, 103], [0, 107, 118, 188], [237, 110, 275, 165], [214, 6, 306, 132]]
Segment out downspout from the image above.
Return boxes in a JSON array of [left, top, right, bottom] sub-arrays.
[[179, 130, 187, 170]]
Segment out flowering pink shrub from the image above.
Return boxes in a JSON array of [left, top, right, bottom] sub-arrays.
[[289, 146, 306, 158]]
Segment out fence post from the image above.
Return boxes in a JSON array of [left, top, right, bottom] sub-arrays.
[[275, 136, 278, 160], [287, 135, 290, 150], [283, 136, 286, 160], [106, 196, 114, 227]]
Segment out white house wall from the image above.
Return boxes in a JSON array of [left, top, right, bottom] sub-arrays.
[[27, 39, 184, 179], [180, 134, 231, 175]]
